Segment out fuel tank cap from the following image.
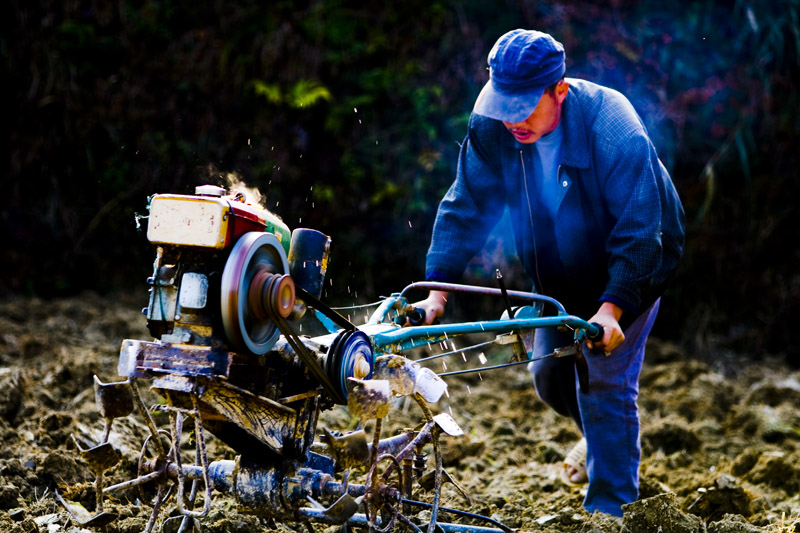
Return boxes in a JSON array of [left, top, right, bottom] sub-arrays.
[[195, 184, 226, 197]]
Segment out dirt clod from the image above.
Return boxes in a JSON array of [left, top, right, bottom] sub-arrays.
[[707, 513, 763, 533], [622, 492, 704, 532]]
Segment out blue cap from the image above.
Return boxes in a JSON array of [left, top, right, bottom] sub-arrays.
[[473, 29, 566, 122]]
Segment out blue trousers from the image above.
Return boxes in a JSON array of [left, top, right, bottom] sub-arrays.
[[528, 299, 660, 516]]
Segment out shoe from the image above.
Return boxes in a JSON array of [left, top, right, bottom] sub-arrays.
[[560, 437, 588, 487]]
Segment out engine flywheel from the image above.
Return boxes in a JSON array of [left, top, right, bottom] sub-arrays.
[[220, 232, 292, 355]]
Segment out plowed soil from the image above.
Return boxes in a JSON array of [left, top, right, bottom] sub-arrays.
[[1, 294, 799, 532]]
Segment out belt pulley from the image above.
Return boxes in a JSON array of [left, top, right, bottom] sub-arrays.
[[220, 231, 373, 404], [220, 232, 289, 355]]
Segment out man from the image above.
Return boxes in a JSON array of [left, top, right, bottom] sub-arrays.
[[412, 29, 685, 517]]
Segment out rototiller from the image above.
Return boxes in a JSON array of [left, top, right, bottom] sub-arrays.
[[61, 185, 601, 533]]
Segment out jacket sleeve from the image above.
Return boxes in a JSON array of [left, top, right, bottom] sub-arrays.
[[425, 117, 506, 282], [596, 127, 673, 314]]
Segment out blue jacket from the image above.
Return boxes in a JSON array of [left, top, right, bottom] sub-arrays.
[[426, 79, 685, 319]]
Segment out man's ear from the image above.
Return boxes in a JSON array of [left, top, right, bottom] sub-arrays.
[[555, 81, 569, 104]]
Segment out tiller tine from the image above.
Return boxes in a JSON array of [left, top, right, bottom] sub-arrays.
[[309, 493, 363, 524], [71, 435, 122, 473], [418, 468, 473, 506], [55, 491, 117, 528], [93, 375, 134, 420], [321, 428, 370, 469], [432, 413, 464, 437]]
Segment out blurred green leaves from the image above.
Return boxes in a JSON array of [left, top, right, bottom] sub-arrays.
[[4, 0, 800, 358], [251, 79, 332, 108]]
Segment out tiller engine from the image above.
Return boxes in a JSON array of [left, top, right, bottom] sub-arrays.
[[63, 185, 521, 533]]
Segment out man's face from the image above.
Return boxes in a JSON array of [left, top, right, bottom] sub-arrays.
[[503, 81, 569, 144]]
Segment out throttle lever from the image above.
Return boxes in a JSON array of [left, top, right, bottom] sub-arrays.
[[573, 323, 604, 394], [572, 341, 590, 394]]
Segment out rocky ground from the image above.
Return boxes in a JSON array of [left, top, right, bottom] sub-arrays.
[[0, 293, 799, 532]]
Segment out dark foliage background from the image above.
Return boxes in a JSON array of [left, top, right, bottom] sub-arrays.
[[3, 0, 799, 361]]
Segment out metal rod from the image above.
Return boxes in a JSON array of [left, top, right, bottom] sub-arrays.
[[130, 378, 165, 458], [371, 314, 593, 355], [398, 281, 566, 313], [173, 395, 212, 518], [415, 395, 441, 533], [143, 483, 167, 533], [435, 358, 532, 377], [416, 339, 496, 364], [495, 270, 514, 319], [433, 340, 586, 378], [103, 470, 163, 494], [297, 509, 509, 533], [400, 500, 514, 533]]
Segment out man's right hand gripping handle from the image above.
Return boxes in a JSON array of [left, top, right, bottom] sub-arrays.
[[407, 290, 448, 326]]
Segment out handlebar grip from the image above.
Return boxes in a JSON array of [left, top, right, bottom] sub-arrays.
[[407, 307, 426, 326], [587, 322, 605, 342]]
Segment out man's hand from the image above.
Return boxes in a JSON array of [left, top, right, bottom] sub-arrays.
[[406, 290, 448, 326], [586, 301, 625, 354]]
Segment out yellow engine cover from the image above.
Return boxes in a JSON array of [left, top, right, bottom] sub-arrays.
[[147, 193, 291, 250]]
